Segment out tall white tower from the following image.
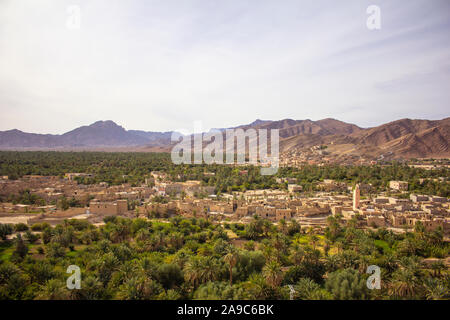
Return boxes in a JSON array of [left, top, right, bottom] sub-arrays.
[[353, 184, 360, 211]]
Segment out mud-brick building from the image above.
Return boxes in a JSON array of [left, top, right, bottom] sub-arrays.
[[89, 199, 128, 215]]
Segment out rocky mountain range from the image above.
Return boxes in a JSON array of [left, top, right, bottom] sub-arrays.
[[0, 117, 448, 159], [0, 121, 174, 150]]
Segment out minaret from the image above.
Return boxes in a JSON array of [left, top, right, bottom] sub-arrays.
[[353, 184, 360, 211]]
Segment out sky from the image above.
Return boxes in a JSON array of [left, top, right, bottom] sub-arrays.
[[0, 0, 449, 134]]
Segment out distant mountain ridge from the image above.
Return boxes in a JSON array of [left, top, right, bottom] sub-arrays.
[[60, 121, 149, 147], [0, 117, 448, 158], [0, 120, 175, 149]]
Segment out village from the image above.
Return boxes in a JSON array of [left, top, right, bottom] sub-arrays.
[[0, 172, 448, 236]]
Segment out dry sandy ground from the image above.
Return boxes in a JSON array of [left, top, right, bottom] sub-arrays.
[[71, 214, 90, 220], [0, 215, 32, 224], [0, 210, 94, 226]]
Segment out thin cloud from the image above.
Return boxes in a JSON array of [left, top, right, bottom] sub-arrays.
[[0, 0, 449, 133]]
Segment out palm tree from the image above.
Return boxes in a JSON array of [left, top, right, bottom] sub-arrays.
[[117, 276, 162, 300], [288, 220, 300, 235], [278, 219, 287, 234], [116, 261, 138, 285], [243, 273, 268, 300], [380, 252, 397, 276], [423, 278, 449, 300], [201, 256, 220, 283], [110, 223, 130, 243], [36, 279, 71, 300], [357, 255, 370, 274], [72, 276, 105, 300], [326, 215, 341, 241], [184, 258, 204, 288], [322, 239, 331, 257], [389, 268, 420, 299], [13, 233, 28, 260], [262, 244, 276, 262], [310, 235, 319, 250], [271, 234, 288, 261], [184, 256, 219, 288], [336, 239, 344, 254], [262, 220, 272, 237], [430, 260, 445, 278], [427, 227, 444, 246], [326, 254, 342, 272], [399, 256, 422, 275], [262, 260, 283, 289], [294, 278, 322, 300], [290, 245, 305, 265], [223, 246, 239, 285], [414, 221, 425, 241]]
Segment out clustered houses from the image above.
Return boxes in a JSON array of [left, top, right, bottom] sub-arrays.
[[317, 179, 347, 192], [159, 191, 334, 223], [64, 173, 93, 181], [0, 173, 448, 234], [279, 146, 380, 167], [345, 184, 450, 233], [389, 180, 409, 191], [0, 172, 215, 217], [0, 174, 154, 215], [150, 171, 216, 197], [154, 180, 215, 197], [89, 199, 128, 216]]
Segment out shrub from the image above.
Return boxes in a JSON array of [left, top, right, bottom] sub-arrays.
[[14, 223, 29, 232], [24, 230, 39, 244], [0, 224, 13, 240], [325, 268, 369, 300]]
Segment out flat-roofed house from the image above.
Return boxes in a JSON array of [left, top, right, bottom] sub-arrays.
[[89, 199, 128, 216], [276, 208, 293, 221], [389, 181, 408, 191]]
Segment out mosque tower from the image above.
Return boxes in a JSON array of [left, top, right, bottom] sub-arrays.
[[353, 184, 360, 211]]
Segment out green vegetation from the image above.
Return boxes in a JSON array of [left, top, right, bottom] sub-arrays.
[[0, 152, 448, 196], [0, 151, 448, 300], [0, 215, 448, 300]]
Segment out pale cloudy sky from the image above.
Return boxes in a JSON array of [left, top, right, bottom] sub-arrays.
[[0, 0, 449, 134]]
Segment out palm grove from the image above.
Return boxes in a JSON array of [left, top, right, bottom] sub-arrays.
[[0, 214, 448, 300], [0, 151, 448, 300], [0, 151, 448, 198]]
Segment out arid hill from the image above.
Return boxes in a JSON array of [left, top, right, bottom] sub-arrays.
[[0, 117, 448, 159]]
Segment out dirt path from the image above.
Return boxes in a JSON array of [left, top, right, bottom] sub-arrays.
[[0, 215, 31, 224]]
